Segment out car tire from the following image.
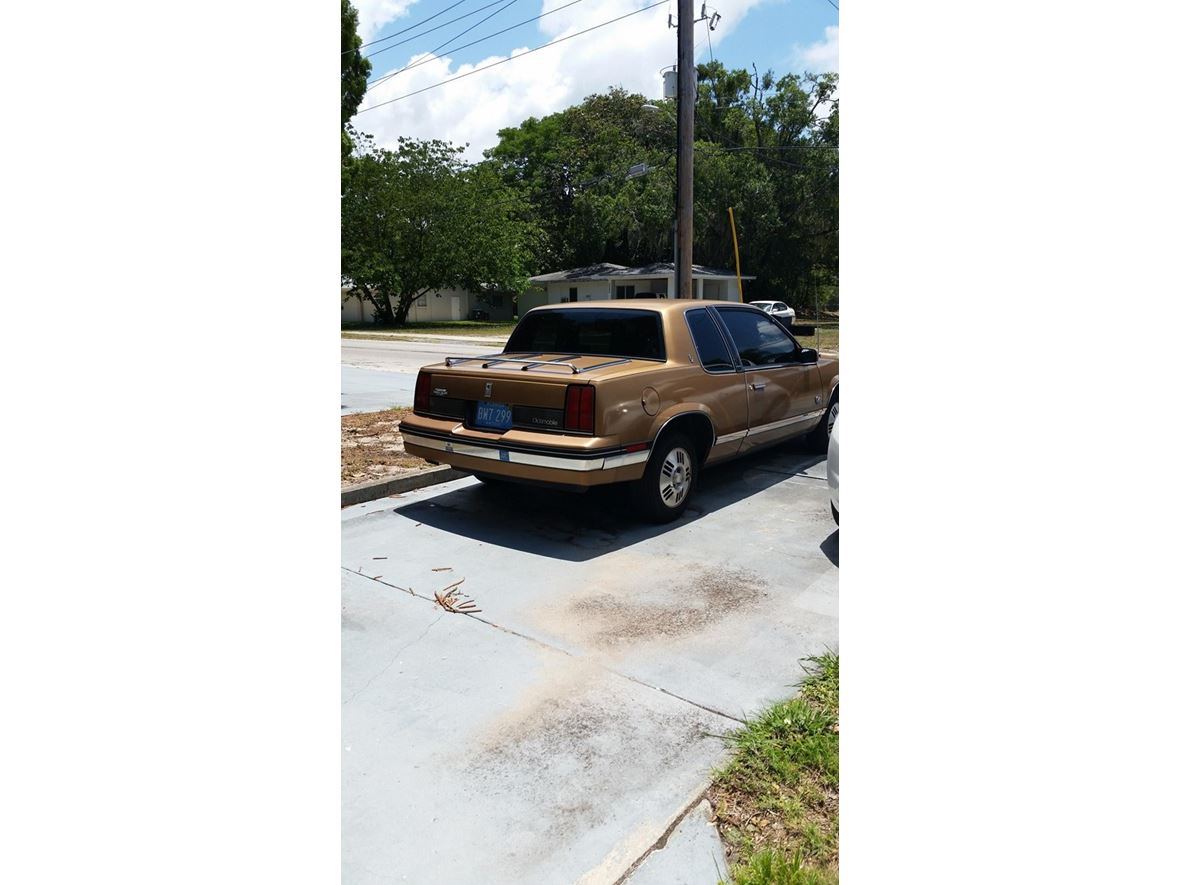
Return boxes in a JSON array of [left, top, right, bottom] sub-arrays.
[[630, 432, 699, 523], [807, 393, 839, 453]]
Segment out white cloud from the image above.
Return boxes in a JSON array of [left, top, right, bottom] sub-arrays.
[[354, 0, 420, 42], [354, 0, 767, 160], [794, 24, 838, 74]]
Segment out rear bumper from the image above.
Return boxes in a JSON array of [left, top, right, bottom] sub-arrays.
[[400, 417, 650, 488]]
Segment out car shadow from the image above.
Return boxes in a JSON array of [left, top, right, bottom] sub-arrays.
[[391, 438, 828, 563], [820, 529, 839, 567]]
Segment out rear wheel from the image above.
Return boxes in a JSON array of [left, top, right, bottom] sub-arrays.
[[631, 432, 698, 523]]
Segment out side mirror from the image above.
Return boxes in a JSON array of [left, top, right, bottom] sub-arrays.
[[798, 348, 819, 364]]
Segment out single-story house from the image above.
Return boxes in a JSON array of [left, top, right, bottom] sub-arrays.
[[341, 284, 514, 324], [521, 262, 754, 313]]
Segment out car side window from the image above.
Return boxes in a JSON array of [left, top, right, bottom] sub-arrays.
[[717, 308, 798, 367], [685, 309, 735, 372]]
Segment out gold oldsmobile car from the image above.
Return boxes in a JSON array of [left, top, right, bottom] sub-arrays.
[[401, 300, 839, 522]]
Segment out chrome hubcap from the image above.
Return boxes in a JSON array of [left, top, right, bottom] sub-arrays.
[[658, 447, 693, 508], [827, 400, 839, 436]]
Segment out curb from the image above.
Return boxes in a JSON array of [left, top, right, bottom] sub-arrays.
[[341, 466, 470, 507]]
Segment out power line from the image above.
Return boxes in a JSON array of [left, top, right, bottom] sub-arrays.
[[378, 0, 523, 86], [823, 0, 839, 10], [365, 0, 588, 90], [716, 145, 838, 151], [361, 0, 508, 61], [358, 1, 665, 113], [347, 0, 471, 55]]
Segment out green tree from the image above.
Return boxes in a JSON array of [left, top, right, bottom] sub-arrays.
[[486, 88, 677, 269], [341, 0, 371, 158], [341, 135, 542, 325], [484, 73, 838, 310]]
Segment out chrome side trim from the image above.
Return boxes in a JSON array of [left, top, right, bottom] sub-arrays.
[[747, 409, 826, 437], [716, 430, 747, 445], [602, 449, 652, 469], [402, 432, 648, 472]]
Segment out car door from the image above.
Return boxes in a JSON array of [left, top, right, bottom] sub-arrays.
[[714, 307, 821, 452], [682, 308, 749, 461]]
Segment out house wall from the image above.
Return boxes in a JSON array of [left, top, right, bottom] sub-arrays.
[[518, 286, 548, 316], [342, 288, 364, 323], [610, 277, 670, 297], [343, 286, 505, 324], [410, 288, 469, 321], [529, 275, 749, 306], [545, 280, 611, 303]]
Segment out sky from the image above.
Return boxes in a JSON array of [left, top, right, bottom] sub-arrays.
[[350, 0, 838, 160]]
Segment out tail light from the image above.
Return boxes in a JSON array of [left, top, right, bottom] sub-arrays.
[[564, 385, 595, 433], [414, 371, 431, 413]]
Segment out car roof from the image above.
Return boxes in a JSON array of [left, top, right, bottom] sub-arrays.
[[528, 299, 761, 315]]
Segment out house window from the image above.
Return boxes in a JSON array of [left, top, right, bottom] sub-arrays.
[[569, 287, 578, 303], [616, 284, 635, 299]]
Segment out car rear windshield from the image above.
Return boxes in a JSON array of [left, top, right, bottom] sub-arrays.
[[506, 309, 665, 360]]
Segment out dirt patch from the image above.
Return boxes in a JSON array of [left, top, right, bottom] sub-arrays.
[[557, 565, 768, 648], [341, 407, 430, 487]]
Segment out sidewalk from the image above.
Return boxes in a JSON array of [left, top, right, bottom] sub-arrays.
[[342, 330, 510, 346]]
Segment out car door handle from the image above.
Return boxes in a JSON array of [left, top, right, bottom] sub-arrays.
[[749, 382, 767, 391]]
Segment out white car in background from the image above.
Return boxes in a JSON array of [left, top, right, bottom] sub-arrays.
[[749, 300, 796, 326], [827, 412, 839, 525]]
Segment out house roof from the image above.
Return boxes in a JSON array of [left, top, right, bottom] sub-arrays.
[[530, 262, 754, 282], [529, 263, 628, 282]]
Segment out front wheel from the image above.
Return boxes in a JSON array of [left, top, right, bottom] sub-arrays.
[[807, 394, 838, 453], [630, 432, 698, 523]]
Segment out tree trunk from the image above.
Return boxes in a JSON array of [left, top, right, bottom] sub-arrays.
[[357, 285, 394, 324], [393, 295, 413, 326], [394, 290, 431, 326]]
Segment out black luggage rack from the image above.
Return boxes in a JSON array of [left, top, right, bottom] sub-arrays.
[[443, 353, 632, 375]]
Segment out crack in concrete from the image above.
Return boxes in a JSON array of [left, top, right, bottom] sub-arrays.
[[749, 465, 828, 481], [342, 610, 443, 706], [610, 788, 713, 885], [342, 565, 742, 883], [341, 566, 745, 725]]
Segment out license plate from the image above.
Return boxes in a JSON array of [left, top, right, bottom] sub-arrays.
[[474, 401, 513, 431]]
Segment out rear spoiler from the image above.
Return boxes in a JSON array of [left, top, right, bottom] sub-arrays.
[[443, 354, 633, 375]]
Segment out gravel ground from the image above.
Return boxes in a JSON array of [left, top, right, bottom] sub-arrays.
[[341, 408, 429, 487]]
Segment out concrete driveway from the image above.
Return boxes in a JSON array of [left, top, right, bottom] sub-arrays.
[[341, 441, 838, 884]]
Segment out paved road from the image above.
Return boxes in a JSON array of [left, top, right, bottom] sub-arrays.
[[341, 338, 500, 414], [341, 440, 838, 884]]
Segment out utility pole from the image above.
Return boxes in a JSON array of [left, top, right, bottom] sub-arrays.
[[675, 0, 694, 300]]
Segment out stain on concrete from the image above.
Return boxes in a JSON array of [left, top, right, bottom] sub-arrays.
[[460, 652, 723, 874], [547, 565, 769, 648]]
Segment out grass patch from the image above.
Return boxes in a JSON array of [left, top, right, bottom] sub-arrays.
[[709, 653, 839, 884], [341, 407, 430, 487], [792, 325, 839, 354]]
